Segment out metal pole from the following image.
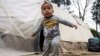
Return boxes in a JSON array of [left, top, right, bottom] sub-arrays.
[[96, 0, 99, 37]]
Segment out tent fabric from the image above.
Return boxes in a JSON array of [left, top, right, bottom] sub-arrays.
[[0, 0, 93, 42], [0, 0, 94, 52]]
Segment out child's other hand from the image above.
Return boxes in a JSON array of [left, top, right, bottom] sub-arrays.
[[73, 25, 77, 29], [32, 33, 35, 37]]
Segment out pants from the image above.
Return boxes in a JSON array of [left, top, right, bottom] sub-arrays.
[[43, 35, 60, 56]]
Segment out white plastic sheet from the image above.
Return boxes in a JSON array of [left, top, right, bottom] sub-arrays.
[[0, 0, 76, 37], [0, 0, 93, 42], [0, 0, 44, 38]]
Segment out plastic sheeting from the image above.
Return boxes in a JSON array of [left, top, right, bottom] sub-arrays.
[[0, 0, 76, 37], [0, 0, 93, 42], [0, 0, 44, 38]]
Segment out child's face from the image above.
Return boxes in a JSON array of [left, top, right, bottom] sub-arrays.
[[41, 3, 54, 18]]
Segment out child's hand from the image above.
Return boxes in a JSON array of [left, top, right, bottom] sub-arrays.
[[73, 25, 77, 29], [32, 33, 35, 37]]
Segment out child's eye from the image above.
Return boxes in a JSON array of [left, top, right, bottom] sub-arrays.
[[43, 8, 46, 10], [48, 7, 50, 9], [48, 8, 50, 9]]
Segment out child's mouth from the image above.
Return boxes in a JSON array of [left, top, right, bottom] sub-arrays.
[[46, 13, 49, 14]]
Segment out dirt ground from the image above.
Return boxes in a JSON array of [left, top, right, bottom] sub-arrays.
[[21, 50, 100, 56], [62, 50, 100, 56]]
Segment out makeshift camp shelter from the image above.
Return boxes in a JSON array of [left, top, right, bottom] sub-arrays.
[[0, 0, 93, 53]]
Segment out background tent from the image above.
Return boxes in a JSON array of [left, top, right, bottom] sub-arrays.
[[0, 0, 93, 54], [0, 0, 93, 41]]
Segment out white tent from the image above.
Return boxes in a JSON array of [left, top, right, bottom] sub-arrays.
[[0, 0, 93, 53], [0, 0, 93, 41]]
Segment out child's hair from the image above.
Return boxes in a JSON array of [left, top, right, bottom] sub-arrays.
[[41, 1, 53, 9]]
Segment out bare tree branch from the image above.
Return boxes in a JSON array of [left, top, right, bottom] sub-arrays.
[[73, 0, 79, 9], [77, 0, 82, 19], [72, 0, 94, 21], [79, 0, 84, 10]]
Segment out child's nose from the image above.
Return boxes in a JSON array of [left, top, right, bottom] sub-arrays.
[[45, 9, 49, 12]]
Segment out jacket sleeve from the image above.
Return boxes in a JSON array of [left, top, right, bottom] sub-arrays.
[[33, 17, 44, 36], [34, 24, 43, 36], [54, 16, 74, 27]]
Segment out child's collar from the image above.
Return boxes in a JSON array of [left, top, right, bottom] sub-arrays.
[[44, 15, 53, 19]]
